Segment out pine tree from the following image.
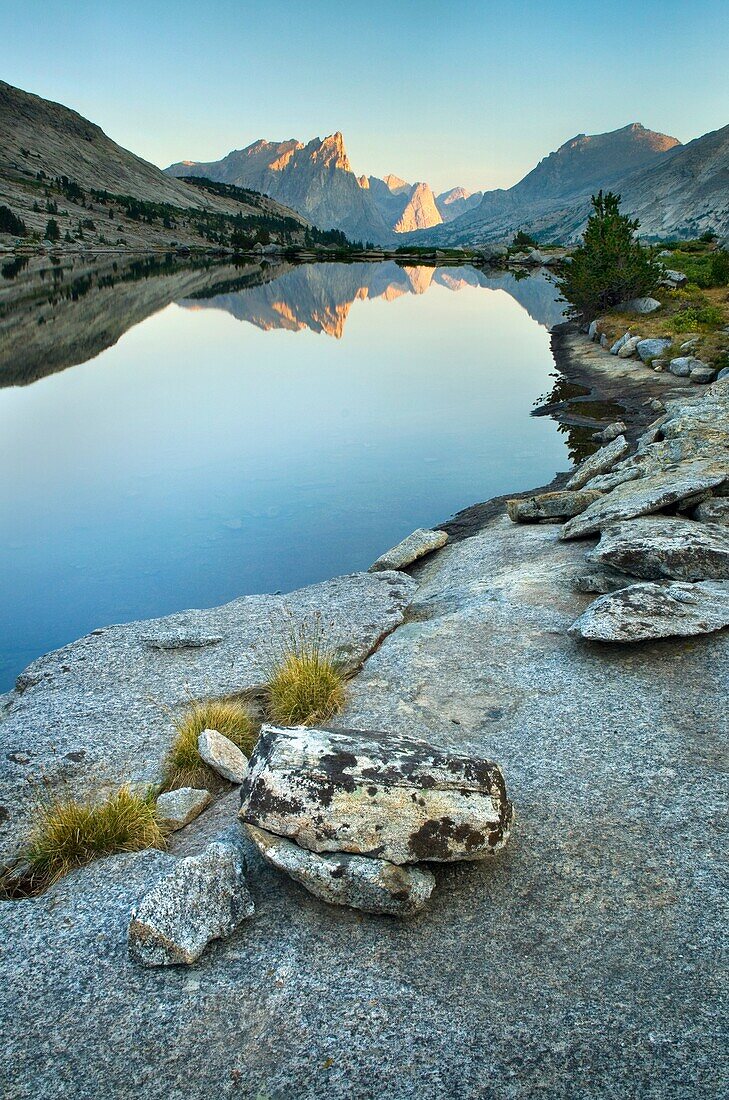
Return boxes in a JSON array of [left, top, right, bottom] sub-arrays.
[[44, 218, 61, 242], [556, 191, 659, 319]]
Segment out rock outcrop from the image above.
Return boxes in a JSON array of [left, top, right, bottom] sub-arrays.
[[569, 581, 729, 642], [586, 517, 729, 581], [369, 528, 448, 572]]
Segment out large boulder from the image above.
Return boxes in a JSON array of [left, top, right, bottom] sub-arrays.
[[369, 528, 448, 572], [239, 725, 513, 865], [617, 298, 661, 314], [565, 435, 630, 491], [128, 838, 254, 966], [246, 824, 436, 917], [586, 517, 729, 581], [561, 462, 728, 539], [506, 489, 601, 523], [569, 581, 729, 642]]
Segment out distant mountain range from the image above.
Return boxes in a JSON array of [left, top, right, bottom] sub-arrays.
[[0, 80, 726, 251], [167, 121, 728, 246], [166, 137, 484, 242]]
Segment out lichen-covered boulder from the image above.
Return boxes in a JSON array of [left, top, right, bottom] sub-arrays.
[[240, 725, 513, 865], [247, 824, 435, 916], [506, 489, 601, 523]]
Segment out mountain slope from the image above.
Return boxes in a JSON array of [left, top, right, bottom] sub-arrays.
[[436, 187, 483, 222], [413, 123, 689, 246], [167, 134, 394, 244], [0, 81, 317, 250]]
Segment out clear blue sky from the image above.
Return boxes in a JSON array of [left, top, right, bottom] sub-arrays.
[[2, 0, 727, 193]]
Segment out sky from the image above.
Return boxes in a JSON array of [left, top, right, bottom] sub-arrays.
[[2, 0, 728, 194]]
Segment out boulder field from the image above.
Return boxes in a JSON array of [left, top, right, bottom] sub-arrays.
[[0, 381, 727, 1098]]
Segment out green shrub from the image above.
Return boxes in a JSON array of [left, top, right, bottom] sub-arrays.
[[162, 698, 257, 790], [44, 218, 60, 242], [556, 191, 659, 320], [511, 230, 537, 250], [670, 305, 723, 332]]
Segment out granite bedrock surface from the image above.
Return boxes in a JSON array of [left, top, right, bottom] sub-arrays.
[[1, 376, 727, 1098]]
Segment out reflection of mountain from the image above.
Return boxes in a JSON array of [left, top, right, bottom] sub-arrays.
[[0, 255, 281, 387], [0, 259, 565, 388], [179, 262, 566, 337]]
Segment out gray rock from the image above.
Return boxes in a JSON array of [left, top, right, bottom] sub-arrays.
[[246, 824, 436, 917], [690, 364, 716, 384], [593, 420, 628, 444], [197, 729, 248, 784], [693, 498, 729, 524], [718, 366, 729, 381], [240, 725, 512, 864], [586, 517, 729, 581], [669, 356, 693, 377], [128, 839, 254, 966], [562, 461, 728, 540], [587, 320, 598, 340], [565, 434, 630, 491], [636, 337, 672, 362], [506, 489, 601, 523], [369, 528, 448, 572], [617, 336, 642, 358], [583, 466, 642, 493], [680, 337, 699, 351], [0, 569, 416, 864], [599, 332, 609, 348], [156, 787, 211, 830], [569, 581, 729, 642], [617, 297, 661, 314], [571, 569, 632, 594], [610, 331, 631, 355], [662, 269, 688, 287]]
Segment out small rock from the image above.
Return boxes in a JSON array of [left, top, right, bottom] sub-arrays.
[[662, 269, 688, 287], [636, 338, 672, 363], [693, 498, 729, 525], [610, 332, 631, 355], [617, 336, 642, 359], [690, 365, 716, 384], [506, 489, 601, 523], [247, 824, 436, 917], [568, 581, 729, 642], [128, 839, 254, 966], [588, 320, 598, 340], [586, 517, 729, 581], [566, 434, 630, 491], [669, 357, 693, 377], [680, 337, 699, 351], [617, 297, 661, 314], [197, 729, 248, 784], [593, 421, 628, 444], [599, 333, 609, 348], [156, 787, 212, 831], [369, 528, 448, 572]]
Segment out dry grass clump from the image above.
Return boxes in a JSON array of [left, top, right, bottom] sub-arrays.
[[162, 698, 257, 790], [266, 617, 345, 726], [12, 785, 165, 894]]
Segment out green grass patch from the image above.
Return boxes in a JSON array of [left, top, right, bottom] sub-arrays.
[[669, 304, 724, 333], [3, 785, 166, 896], [266, 618, 346, 726], [161, 698, 257, 790]]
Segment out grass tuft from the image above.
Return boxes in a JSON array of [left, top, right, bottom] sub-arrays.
[[9, 785, 166, 894], [266, 617, 346, 726], [162, 698, 257, 790]]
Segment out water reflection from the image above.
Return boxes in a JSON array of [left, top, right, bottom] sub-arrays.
[[0, 258, 575, 690]]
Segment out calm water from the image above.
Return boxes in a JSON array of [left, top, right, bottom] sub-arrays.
[[0, 258, 570, 691]]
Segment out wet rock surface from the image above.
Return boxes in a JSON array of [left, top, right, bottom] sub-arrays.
[[127, 836, 254, 966], [569, 580, 729, 642], [587, 516, 729, 581], [0, 570, 415, 863], [369, 528, 448, 572], [246, 823, 436, 916], [240, 725, 512, 865]]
